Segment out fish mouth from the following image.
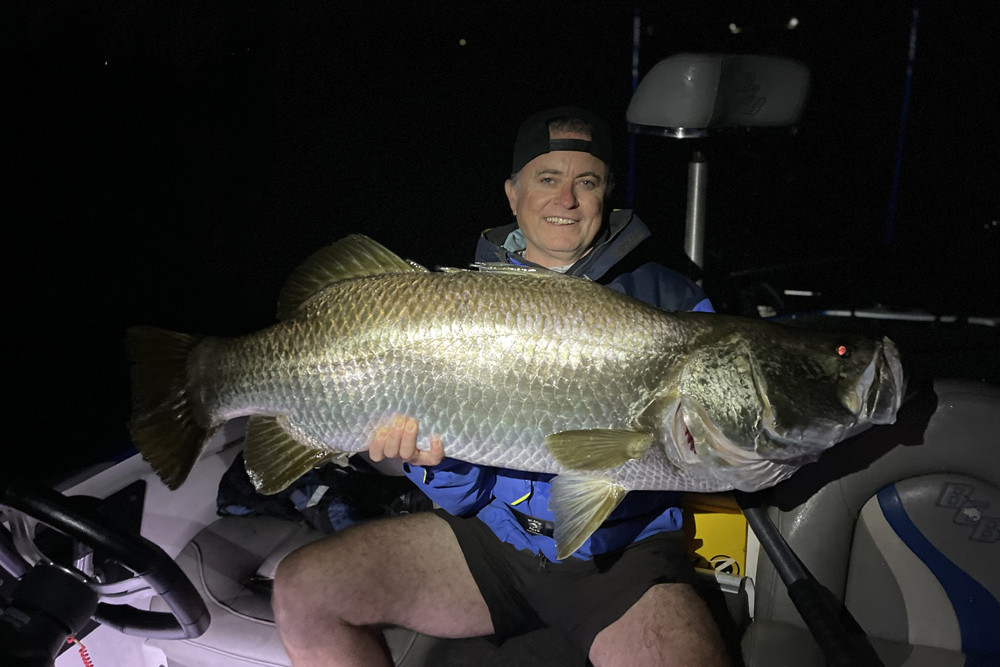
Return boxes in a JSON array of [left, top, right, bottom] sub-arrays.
[[844, 336, 904, 425], [830, 336, 904, 444], [749, 337, 902, 458]]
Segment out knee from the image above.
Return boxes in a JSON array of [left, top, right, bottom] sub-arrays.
[[272, 542, 349, 629], [273, 536, 372, 628], [272, 547, 314, 627]]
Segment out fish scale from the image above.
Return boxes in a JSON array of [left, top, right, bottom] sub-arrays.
[[193, 269, 675, 475], [129, 234, 903, 558]]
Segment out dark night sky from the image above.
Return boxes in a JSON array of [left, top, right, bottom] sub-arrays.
[[3, 2, 998, 482]]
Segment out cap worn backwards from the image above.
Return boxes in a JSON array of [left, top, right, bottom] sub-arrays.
[[511, 106, 614, 174]]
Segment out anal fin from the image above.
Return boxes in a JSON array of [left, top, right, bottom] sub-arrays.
[[243, 416, 346, 495], [549, 475, 627, 560], [545, 429, 653, 471]]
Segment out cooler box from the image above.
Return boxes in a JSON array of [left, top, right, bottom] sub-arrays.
[[682, 493, 748, 576]]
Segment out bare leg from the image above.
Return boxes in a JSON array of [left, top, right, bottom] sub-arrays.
[[273, 512, 494, 667], [589, 583, 730, 667]]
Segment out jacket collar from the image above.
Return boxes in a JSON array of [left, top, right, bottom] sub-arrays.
[[475, 209, 649, 281]]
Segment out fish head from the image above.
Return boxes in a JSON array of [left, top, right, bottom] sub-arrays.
[[662, 325, 904, 490]]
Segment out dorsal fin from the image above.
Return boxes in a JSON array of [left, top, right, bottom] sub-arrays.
[[276, 234, 428, 320]]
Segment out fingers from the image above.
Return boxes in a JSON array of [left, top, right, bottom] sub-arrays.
[[367, 415, 445, 466], [421, 433, 445, 467], [368, 423, 390, 462]]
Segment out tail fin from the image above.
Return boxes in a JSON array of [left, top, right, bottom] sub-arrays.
[[127, 325, 211, 489]]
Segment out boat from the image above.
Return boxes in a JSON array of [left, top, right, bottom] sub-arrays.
[[4, 24, 998, 664]]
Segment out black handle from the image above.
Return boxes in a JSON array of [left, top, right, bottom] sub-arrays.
[[736, 491, 884, 667], [2, 480, 210, 639]]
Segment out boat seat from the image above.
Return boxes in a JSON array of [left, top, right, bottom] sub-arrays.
[[145, 507, 751, 666], [144, 514, 442, 666], [136, 442, 596, 665], [145, 511, 602, 666], [742, 379, 1000, 666]]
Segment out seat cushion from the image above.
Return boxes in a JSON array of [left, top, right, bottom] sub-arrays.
[[742, 380, 1000, 667], [845, 474, 1000, 657], [146, 516, 440, 666]]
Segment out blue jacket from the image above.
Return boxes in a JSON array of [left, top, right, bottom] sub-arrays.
[[404, 210, 714, 560]]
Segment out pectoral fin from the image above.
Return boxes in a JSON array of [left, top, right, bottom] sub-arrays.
[[545, 429, 654, 471], [549, 475, 627, 560], [243, 416, 345, 494]]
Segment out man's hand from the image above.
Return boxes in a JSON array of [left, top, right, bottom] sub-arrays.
[[368, 415, 445, 467]]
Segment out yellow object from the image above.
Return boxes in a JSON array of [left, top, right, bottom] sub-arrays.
[[681, 493, 748, 576]]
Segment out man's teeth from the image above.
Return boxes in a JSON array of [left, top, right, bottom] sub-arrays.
[[545, 217, 576, 225]]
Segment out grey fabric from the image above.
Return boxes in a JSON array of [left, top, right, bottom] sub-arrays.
[[743, 379, 1000, 666], [147, 517, 440, 666], [845, 475, 1000, 651]]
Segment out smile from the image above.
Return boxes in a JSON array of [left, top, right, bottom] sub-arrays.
[[545, 217, 577, 225]]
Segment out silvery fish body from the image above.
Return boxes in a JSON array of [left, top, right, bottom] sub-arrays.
[[129, 234, 904, 558]]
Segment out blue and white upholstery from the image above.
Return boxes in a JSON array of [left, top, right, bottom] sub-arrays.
[[743, 379, 1000, 667]]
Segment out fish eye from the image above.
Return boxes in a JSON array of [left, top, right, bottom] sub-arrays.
[[836, 344, 850, 358]]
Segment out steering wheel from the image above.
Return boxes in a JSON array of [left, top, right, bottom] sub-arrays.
[[1, 479, 210, 656]]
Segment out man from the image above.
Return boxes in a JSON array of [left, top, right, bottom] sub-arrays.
[[272, 107, 729, 666]]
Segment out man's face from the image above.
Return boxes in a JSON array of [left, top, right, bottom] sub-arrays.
[[504, 130, 609, 269]]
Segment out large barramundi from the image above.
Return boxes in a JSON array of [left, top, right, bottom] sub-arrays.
[[129, 234, 903, 558]]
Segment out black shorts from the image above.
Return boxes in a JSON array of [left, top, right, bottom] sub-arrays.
[[434, 508, 698, 654]]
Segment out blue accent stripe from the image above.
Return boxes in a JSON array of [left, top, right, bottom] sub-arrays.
[[505, 251, 531, 267], [878, 485, 1000, 657]]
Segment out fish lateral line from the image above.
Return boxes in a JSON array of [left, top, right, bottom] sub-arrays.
[[124, 233, 906, 518]]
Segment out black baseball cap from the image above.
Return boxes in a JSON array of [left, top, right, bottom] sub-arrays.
[[511, 106, 614, 174]]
